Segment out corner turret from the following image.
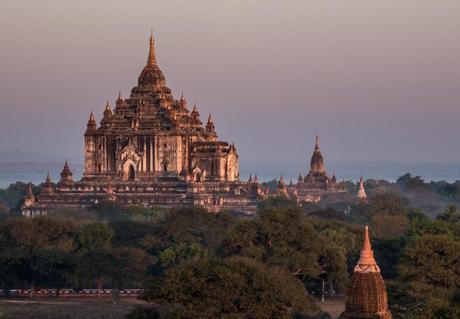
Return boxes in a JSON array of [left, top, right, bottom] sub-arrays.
[[59, 160, 74, 187], [86, 111, 97, 133]]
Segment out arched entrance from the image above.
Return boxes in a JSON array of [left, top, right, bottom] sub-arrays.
[[128, 165, 135, 181], [122, 160, 137, 181]]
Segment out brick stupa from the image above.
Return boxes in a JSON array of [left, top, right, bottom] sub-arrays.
[[340, 226, 392, 319]]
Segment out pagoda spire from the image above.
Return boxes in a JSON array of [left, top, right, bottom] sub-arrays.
[[147, 30, 157, 66], [354, 225, 379, 273], [27, 183, 33, 196], [279, 173, 285, 185], [315, 134, 320, 151], [357, 177, 367, 200], [46, 172, 51, 183]]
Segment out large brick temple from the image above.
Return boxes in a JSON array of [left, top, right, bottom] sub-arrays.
[[22, 33, 262, 216], [22, 33, 350, 217]]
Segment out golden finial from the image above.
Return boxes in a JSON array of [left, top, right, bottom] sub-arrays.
[[147, 29, 156, 66]]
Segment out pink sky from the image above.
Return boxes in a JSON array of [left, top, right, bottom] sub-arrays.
[[1, 0, 459, 165]]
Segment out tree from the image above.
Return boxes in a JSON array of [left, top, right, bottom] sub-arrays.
[[0, 217, 76, 295], [141, 207, 234, 257], [437, 204, 460, 223], [76, 223, 113, 252], [398, 234, 460, 289], [223, 206, 349, 294], [136, 257, 319, 319]]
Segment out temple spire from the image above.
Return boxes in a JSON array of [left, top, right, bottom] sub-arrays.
[[27, 183, 33, 196], [357, 177, 367, 200], [354, 225, 379, 273], [279, 173, 285, 185], [315, 135, 320, 151], [147, 30, 157, 66]]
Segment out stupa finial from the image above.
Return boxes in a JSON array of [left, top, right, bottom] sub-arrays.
[[147, 29, 156, 66]]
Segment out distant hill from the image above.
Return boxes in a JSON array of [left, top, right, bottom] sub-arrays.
[[0, 149, 81, 163]]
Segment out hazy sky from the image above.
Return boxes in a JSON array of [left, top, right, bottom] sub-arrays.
[[1, 0, 460, 167]]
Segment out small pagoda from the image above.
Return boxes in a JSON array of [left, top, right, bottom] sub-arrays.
[[340, 226, 392, 319]]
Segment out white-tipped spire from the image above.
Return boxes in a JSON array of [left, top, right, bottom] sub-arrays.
[[357, 177, 367, 199]]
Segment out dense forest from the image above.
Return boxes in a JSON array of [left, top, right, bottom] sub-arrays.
[[0, 177, 459, 318]]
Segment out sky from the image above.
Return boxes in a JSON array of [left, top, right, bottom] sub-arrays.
[[1, 0, 460, 169]]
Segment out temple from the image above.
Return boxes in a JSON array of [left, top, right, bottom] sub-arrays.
[[340, 226, 392, 319], [22, 33, 262, 216], [357, 177, 367, 200], [288, 136, 345, 202]]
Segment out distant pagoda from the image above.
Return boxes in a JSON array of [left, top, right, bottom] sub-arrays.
[[340, 226, 392, 319], [357, 177, 367, 200], [288, 135, 345, 202]]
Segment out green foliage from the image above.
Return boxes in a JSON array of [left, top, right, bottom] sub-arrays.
[[1, 190, 460, 319], [0, 217, 76, 290], [0, 216, 151, 291], [76, 223, 113, 251], [142, 207, 234, 255], [140, 257, 319, 319], [398, 234, 460, 289], [158, 243, 207, 268], [437, 204, 460, 223], [397, 173, 429, 191], [257, 196, 299, 211], [348, 193, 411, 239], [389, 210, 460, 318], [222, 206, 349, 294]]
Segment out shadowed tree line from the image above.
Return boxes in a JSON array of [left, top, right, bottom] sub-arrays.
[[0, 181, 460, 318]]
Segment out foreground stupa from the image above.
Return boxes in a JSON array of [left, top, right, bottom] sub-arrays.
[[340, 226, 392, 319], [22, 33, 263, 216]]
